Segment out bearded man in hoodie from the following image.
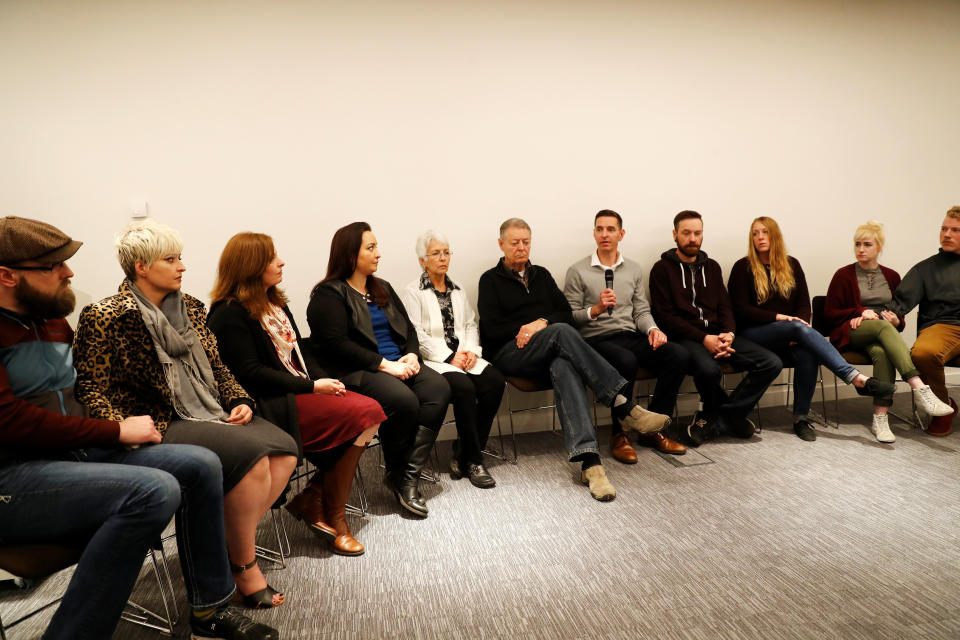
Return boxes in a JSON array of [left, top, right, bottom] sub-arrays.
[[649, 210, 782, 446]]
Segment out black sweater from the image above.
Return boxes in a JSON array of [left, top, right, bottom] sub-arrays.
[[207, 299, 323, 398], [727, 256, 811, 331], [649, 248, 735, 342], [306, 278, 420, 380], [207, 299, 325, 456], [477, 258, 573, 356], [888, 249, 960, 331]]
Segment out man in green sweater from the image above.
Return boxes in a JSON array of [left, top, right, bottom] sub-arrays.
[[888, 206, 960, 436]]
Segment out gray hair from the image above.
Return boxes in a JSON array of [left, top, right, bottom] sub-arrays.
[[415, 229, 450, 260], [116, 218, 184, 280], [499, 217, 531, 240]]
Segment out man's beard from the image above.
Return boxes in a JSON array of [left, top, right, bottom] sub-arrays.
[[677, 241, 701, 258], [16, 278, 76, 319]]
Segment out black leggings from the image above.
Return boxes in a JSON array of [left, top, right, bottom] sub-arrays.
[[442, 365, 505, 464], [347, 367, 450, 471]]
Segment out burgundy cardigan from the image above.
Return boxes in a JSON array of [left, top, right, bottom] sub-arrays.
[[823, 263, 905, 350]]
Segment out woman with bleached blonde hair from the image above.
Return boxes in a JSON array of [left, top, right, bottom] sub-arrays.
[[823, 220, 953, 443], [74, 218, 298, 610], [727, 216, 896, 441]]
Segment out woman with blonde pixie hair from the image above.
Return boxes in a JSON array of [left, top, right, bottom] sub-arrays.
[[73, 219, 298, 609], [824, 221, 953, 442], [728, 216, 897, 441], [208, 232, 384, 556]]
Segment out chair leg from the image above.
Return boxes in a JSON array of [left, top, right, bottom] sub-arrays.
[[345, 465, 368, 517], [120, 544, 179, 635], [255, 509, 287, 568], [483, 408, 518, 465]]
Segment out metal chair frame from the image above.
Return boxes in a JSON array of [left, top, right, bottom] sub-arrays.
[[1, 538, 179, 639]]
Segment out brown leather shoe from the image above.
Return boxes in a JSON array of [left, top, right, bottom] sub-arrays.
[[927, 398, 957, 437], [610, 432, 638, 464], [637, 431, 687, 455], [323, 444, 367, 556], [285, 481, 337, 541]]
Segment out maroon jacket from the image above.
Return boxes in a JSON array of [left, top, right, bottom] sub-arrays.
[[823, 263, 905, 350], [649, 248, 735, 343], [0, 309, 119, 465]]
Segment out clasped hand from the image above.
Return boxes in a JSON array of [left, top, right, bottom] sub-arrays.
[[449, 350, 478, 370], [704, 332, 735, 359]]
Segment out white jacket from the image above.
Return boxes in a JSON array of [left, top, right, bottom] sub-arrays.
[[402, 276, 489, 375]]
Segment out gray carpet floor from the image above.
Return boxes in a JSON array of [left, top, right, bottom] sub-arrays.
[[3, 394, 959, 640]]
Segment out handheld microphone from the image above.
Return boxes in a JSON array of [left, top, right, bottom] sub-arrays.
[[604, 269, 614, 316]]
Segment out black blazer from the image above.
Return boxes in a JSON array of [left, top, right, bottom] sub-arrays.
[[207, 299, 326, 456], [306, 278, 420, 380]]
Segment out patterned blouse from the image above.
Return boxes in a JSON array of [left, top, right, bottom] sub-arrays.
[[420, 270, 460, 353]]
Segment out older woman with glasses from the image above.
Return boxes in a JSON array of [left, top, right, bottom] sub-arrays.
[[403, 231, 505, 488]]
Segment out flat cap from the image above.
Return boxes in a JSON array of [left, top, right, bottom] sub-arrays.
[[0, 216, 82, 266]]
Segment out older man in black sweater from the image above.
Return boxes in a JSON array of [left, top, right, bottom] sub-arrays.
[[477, 218, 669, 501]]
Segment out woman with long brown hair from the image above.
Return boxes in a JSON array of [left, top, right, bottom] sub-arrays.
[[208, 232, 383, 556], [307, 222, 450, 518], [727, 216, 895, 441]]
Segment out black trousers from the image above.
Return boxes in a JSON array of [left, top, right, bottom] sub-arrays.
[[585, 330, 692, 432], [677, 336, 782, 421], [442, 364, 506, 464], [347, 367, 450, 472]]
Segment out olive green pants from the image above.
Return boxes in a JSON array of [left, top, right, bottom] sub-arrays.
[[848, 320, 920, 407]]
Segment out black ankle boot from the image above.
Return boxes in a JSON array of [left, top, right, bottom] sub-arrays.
[[392, 426, 436, 518]]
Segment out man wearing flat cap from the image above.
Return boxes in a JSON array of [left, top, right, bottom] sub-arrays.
[[0, 217, 278, 640]]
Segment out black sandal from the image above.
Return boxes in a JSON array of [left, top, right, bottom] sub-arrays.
[[230, 559, 285, 609]]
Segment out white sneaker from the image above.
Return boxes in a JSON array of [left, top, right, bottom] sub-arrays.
[[914, 385, 953, 416], [871, 414, 896, 443]]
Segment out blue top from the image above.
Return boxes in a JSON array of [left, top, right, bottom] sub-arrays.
[[368, 302, 402, 360]]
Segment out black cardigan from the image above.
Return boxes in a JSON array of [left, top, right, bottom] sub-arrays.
[[477, 259, 573, 356], [207, 299, 325, 456], [306, 278, 420, 380]]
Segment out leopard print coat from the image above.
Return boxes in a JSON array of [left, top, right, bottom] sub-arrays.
[[73, 280, 253, 436]]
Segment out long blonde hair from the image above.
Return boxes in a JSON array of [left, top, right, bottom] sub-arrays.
[[747, 216, 795, 303]]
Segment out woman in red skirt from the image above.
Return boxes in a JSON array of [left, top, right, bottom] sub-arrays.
[[208, 232, 384, 556]]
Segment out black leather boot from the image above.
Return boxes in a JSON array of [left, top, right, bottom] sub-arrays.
[[392, 426, 437, 518]]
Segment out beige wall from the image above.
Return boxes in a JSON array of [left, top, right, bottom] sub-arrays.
[[1, 1, 958, 422]]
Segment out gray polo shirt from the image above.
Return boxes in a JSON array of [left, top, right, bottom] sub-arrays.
[[563, 252, 658, 339]]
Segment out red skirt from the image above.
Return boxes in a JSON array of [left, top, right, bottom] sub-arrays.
[[295, 390, 386, 452]]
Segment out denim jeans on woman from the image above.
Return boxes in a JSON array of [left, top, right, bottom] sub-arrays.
[[0, 443, 235, 640], [492, 323, 629, 460], [740, 320, 858, 418]]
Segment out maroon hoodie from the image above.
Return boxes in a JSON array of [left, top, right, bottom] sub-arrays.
[[649, 248, 735, 343]]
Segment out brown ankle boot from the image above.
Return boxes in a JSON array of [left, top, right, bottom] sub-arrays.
[[284, 478, 336, 541], [322, 444, 366, 556]]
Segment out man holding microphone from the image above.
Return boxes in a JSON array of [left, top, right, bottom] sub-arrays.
[[564, 210, 690, 463]]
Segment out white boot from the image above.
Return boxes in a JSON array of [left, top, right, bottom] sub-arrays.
[[914, 385, 954, 416], [871, 414, 895, 443]]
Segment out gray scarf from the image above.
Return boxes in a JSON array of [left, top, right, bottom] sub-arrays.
[[128, 280, 228, 422]]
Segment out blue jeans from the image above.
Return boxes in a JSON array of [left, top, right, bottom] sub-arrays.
[[0, 444, 235, 640], [740, 320, 858, 418], [492, 324, 628, 460]]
